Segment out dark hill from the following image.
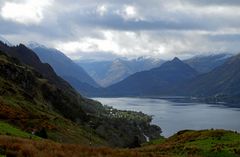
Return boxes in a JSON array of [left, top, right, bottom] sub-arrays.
[[103, 57, 198, 96], [182, 53, 240, 98], [0, 42, 71, 91], [184, 54, 232, 74]]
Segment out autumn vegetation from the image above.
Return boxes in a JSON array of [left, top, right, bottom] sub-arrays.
[[0, 129, 239, 157]]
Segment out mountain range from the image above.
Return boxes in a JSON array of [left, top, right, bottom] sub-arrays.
[[76, 57, 164, 87], [24, 42, 239, 103], [95, 53, 240, 105], [27, 42, 233, 98], [1, 39, 238, 103], [101, 57, 198, 96], [76, 53, 231, 89]]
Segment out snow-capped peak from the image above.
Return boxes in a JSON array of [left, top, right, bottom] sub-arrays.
[[27, 41, 46, 49], [0, 36, 12, 46]]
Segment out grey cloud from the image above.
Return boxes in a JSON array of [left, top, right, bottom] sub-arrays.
[[70, 51, 120, 61], [0, 0, 240, 60], [50, 3, 238, 32], [53, 0, 240, 31], [186, 0, 240, 6], [74, 14, 205, 31], [208, 34, 240, 42]]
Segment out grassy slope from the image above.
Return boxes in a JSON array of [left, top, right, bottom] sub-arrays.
[[141, 129, 240, 157], [0, 121, 39, 139], [0, 129, 239, 157], [0, 84, 105, 146], [0, 52, 106, 146]]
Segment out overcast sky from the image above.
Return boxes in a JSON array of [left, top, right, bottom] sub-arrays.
[[0, 0, 240, 60]]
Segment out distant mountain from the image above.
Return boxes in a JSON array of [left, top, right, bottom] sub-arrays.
[[76, 57, 164, 87], [76, 60, 112, 87], [28, 43, 99, 91], [101, 57, 198, 96], [181, 53, 240, 98], [184, 53, 232, 74]]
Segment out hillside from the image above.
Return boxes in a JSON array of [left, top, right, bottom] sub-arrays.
[[0, 42, 71, 91], [0, 49, 102, 144], [77, 57, 164, 87], [184, 54, 232, 74], [181, 53, 240, 100], [28, 44, 99, 89], [101, 57, 198, 96], [0, 43, 161, 147], [0, 129, 239, 157]]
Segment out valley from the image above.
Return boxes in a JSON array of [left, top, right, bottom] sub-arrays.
[[1, 0, 240, 156], [0, 41, 239, 156]]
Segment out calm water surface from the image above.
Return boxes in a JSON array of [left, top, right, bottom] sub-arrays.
[[93, 97, 240, 137]]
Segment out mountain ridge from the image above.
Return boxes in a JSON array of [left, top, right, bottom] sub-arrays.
[[28, 44, 99, 89], [99, 57, 198, 97], [77, 57, 164, 87], [184, 53, 232, 74], [181, 53, 240, 98]]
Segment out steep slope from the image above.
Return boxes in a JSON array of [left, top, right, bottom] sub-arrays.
[[28, 44, 99, 88], [103, 57, 198, 96], [185, 53, 232, 73], [0, 42, 93, 118], [0, 42, 70, 91], [182, 53, 240, 98], [0, 49, 103, 144], [77, 57, 164, 87], [0, 42, 161, 147]]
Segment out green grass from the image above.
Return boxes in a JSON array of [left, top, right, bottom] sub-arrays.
[[141, 129, 240, 157], [199, 151, 238, 157], [142, 136, 165, 146], [182, 130, 240, 156], [48, 118, 106, 145], [183, 130, 240, 152], [0, 121, 39, 140]]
